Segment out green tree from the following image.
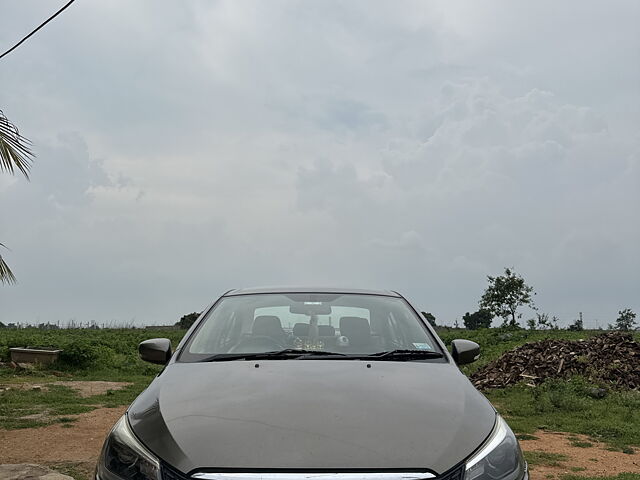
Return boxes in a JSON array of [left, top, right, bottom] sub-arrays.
[[479, 267, 536, 328], [176, 312, 201, 329], [0, 110, 34, 284], [421, 311, 437, 328], [612, 308, 637, 331], [462, 309, 493, 330]]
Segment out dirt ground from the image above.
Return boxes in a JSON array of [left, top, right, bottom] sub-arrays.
[[0, 406, 126, 478], [0, 381, 132, 398], [520, 430, 640, 478], [52, 381, 133, 398], [0, 408, 639, 480]]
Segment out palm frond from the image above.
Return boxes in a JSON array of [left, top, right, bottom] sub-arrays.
[[0, 243, 17, 285], [0, 110, 34, 178]]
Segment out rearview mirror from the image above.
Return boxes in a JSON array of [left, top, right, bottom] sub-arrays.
[[289, 303, 332, 315], [139, 338, 172, 365], [450, 339, 480, 365]]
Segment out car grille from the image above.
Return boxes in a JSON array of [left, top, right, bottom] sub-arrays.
[[161, 463, 465, 480]]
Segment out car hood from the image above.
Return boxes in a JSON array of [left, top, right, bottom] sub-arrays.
[[128, 360, 495, 475]]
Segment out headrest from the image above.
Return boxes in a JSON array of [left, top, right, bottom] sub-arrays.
[[253, 315, 285, 337], [339, 316, 371, 346], [293, 322, 310, 337], [318, 325, 336, 337]]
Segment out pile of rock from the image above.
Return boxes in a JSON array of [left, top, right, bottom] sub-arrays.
[[470, 332, 640, 390]]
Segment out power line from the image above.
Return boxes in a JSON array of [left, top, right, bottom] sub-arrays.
[[0, 0, 78, 61]]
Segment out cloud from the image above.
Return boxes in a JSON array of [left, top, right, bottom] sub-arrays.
[[0, 0, 638, 327], [368, 231, 429, 252]]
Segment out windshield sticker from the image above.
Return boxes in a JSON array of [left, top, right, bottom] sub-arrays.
[[412, 343, 433, 350]]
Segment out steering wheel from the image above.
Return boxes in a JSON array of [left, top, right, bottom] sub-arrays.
[[228, 335, 285, 353]]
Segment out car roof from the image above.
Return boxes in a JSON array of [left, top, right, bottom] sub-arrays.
[[224, 286, 402, 297]]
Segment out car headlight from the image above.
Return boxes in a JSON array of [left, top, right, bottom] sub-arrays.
[[96, 415, 161, 480], [465, 415, 527, 480]]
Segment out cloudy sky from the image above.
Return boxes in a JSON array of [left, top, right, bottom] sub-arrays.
[[1, 0, 638, 327]]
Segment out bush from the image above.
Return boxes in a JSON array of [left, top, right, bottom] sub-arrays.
[[59, 341, 101, 368], [176, 312, 200, 329], [0, 327, 186, 373], [568, 317, 584, 331], [422, 312, 437, 328], [463, 309, 493, 330]]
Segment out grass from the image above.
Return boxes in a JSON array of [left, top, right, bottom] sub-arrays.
[[485, 377, 640, 451], [0, 327, 185, 375], [0, 379, 150, 429], [571, 440, 595, 448], [0, 327, 185, 429], [435, 328, 640, 451], [524, 450, 568, 467], [1, 326, 639, 462], [9, 327, 640, 480]]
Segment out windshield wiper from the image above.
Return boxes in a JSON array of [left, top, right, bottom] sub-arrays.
[[198, 349, 443, 362], [361, 349, 444, 361], [200, 349, 349, 362]]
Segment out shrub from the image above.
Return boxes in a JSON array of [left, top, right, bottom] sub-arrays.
[[568, 317, 584, 331], [463, 309, 493, 330], [0, 327, 186, 373], [58, 341, 101, 368], [176, 312, 200, 329]]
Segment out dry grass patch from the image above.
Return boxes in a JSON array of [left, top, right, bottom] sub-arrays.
[[521, 431, 640, 479]]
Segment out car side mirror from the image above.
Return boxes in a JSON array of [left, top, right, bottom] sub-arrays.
[[139, 338, 172, 365], [450, 339, 480, 365]]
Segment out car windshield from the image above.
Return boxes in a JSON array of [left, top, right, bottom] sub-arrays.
[[180, 293, 442, 361]]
